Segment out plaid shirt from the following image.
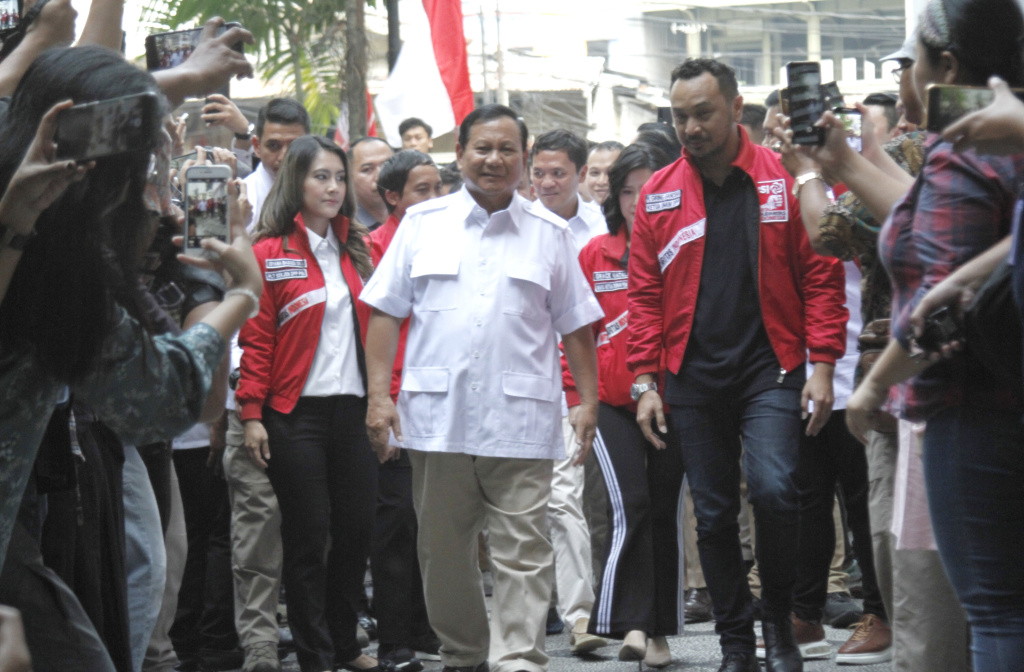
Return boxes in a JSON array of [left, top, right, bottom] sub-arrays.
[[878, 135, 1024, 421]]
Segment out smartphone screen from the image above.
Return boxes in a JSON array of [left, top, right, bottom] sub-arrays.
[[0, 0, 21, 39], [55, 93, 159, 162], [145, 23, 242, 97], [786, 61, 825, 145], [924, 84, 1024, 132], [184, 166, 231, 257], [821, 81, 843, 111], [836, 108, 863, 152]]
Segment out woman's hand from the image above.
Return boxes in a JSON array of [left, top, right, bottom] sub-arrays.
[[0, 99, 91, 234], [202, 94, 250, 136], [804, 110, 859, 183], [845, 379, 890, 444], [177, 178, 261, 295], [943, 77, 1024, 154], [771, 115, 819, 178], [242, 419, 270, 469]]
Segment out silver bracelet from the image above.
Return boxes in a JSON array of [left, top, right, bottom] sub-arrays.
[[225, 287, 260, 319]]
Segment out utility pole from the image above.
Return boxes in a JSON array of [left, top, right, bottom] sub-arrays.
[[346, 0, 368, 141], [479, 5, 490, 104], [386, 0, 400, 72], [495, 0, 508, 106]]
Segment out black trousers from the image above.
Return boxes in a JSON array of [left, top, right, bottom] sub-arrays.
[[588, 403, 685, 638], [169, 447, 239, 658], [370, 450, 433, 648], [793, 410, 886, 622], [264, 395, 378, 672]]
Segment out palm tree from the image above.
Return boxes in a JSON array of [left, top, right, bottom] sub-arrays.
[[141, 0, 352, 132]]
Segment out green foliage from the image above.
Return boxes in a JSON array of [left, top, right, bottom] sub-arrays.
[[140, 0, 356, 131]]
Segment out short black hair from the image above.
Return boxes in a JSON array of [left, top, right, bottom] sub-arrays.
[[764, 89, 780, 108], [458, 104, 528, 153], [862, 92, 900, 131], [348, 136, 394, 165], [633, 124, 682, 165], [589, 140, 625, 157], [440, 161, 462, 191], [670, 59, 739, 100], [376, 150, 436, 213], [398, 117, 433, 138], [530, 129, 588, 171], [256, 98, 311, 139], [742, 103, 767, 129]]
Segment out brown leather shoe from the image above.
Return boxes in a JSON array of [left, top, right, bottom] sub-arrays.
[[756, 614, 830, 660], [836, 614, 893, 665], [684, 588, 713, 623]]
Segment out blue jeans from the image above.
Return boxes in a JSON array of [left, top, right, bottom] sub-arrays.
[[671, 387, 802, 654], [923, 405, 1024, 672]]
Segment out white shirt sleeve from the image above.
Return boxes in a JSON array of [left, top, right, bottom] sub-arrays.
[[360, 213, 417, 318], [548, 226, 604, 335]]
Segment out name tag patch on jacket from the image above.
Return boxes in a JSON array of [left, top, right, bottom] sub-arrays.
[[277, 287, 327, 326], [595, 280, 628, 293], [265, 258, 307, 269], [645, 189, 682, 213], [265, 269, 308, 282], [658, 219, 706, 271], [757, 179, 789, 223], [593, 270, 628, 282]]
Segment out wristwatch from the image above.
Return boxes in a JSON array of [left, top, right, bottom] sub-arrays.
[[0, 223, 36, 251], [235, 122, 255, 141], [630, 381, 658, 402], [791, 171, 823, 199]]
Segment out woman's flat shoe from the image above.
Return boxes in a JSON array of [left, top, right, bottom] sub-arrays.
[[644, 636, 672, 668], [618, 631, 647, 662]]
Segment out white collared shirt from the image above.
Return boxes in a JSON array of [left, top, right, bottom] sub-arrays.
[[562, 195, 609, 253], [361, 187, 603, 459], [242, 162, 275, 233], [302, 225, 365, 398]]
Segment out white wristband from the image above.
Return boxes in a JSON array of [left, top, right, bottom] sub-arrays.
[[226, 287, 260, 319]]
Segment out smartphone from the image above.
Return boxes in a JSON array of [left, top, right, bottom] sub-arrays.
[[821, 81, 844, 111], [184, 164, 231, 258], [835, 108, 863, 152], [55, 92, 160, 162], [913, 306, 964, 354], [779, 88, 791, 116], [145, 23, 242, 97], [786, 61, 826, 145], [925, 83, 1024, 132], [0, 0, 22, 40]]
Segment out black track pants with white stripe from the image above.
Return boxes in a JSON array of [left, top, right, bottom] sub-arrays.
[[587, 402, 686, 638]]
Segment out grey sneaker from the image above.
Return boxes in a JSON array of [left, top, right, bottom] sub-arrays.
[[243, 641, 281, 672]]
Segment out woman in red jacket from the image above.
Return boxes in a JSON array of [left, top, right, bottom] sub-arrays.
[[564, 144, 684, 667], [236, 135, 381, 672]]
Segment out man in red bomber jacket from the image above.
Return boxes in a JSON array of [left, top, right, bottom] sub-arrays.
[[626, 59, 847, 672]]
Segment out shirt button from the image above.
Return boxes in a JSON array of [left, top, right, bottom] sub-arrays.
[[473, 351, 480, 359], [471, 383, 479, 391], [475, 319, 482, 326], [480, 259, 488, 266]]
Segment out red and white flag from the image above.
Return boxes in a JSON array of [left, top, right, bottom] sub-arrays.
[[374, 0, 474, 145], [334, 89, 379, 152]]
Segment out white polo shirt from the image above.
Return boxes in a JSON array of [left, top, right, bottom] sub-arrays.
[[361, 187, 603, 460], [563, 195, 608, 253]]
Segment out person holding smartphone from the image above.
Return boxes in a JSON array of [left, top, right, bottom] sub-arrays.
[[235, 135, 381, 672]]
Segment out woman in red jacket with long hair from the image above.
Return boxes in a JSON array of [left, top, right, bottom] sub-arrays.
[[236, 135, 381, 672], [564, 144, 684, 667]]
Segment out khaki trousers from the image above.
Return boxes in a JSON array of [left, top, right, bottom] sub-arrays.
[[223, 410, 282, 648], [410, 450, 554, 672]]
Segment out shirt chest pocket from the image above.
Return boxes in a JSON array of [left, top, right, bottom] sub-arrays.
[[502, 261, 550, 321], [411, 254, 460, 311]]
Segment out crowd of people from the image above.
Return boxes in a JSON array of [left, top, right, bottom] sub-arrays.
[[0, 0, 1023, 672]]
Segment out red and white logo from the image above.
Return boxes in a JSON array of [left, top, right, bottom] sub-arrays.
[[757, 179, 789, 223]]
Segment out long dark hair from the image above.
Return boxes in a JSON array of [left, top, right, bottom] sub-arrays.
[[0, 46, 166, 382], [604, 144, 671, 237], [254, 135, 372, 279]]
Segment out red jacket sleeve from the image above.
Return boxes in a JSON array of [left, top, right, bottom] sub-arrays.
[[561, 241, 601, 407], [236, 244, 278, 421], [626, 190, 666, 378]]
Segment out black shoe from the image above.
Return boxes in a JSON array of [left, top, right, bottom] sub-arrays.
[[823, 592, 864, 629], [441, 663, 488, 672], [358, 611, 379, 641], [377, 646, 424, 672], [762, 616, 803, 672], [199, 648, 245, 672], [408, 635, 441, 662], [717, 651, 758, 672], [684, 587, 713, 623], [545, 607, 564, 635]]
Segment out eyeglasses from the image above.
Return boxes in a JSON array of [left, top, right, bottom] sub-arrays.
[[891, 62, 912, 84]]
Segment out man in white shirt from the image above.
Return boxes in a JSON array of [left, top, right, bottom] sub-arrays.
[[362, 105, 603, 672], [530, 129, 609, 654]]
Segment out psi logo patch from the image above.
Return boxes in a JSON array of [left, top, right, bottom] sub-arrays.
[[645, 189, 682, 213], [757, 179, 789, 223]]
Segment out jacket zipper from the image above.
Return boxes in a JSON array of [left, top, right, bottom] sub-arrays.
[[777, 367, 787, 384]]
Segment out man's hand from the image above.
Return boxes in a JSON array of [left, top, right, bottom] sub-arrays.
[[802, 362, 835, 436], [202, 93, 250, 136], [636, 389, 668, 450], [366, 394, 403, 463], [944, 77, 1024, 155], [569, 401, 597, 466], [242, 419, 270, 469], [155, 18, 254, 106]]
